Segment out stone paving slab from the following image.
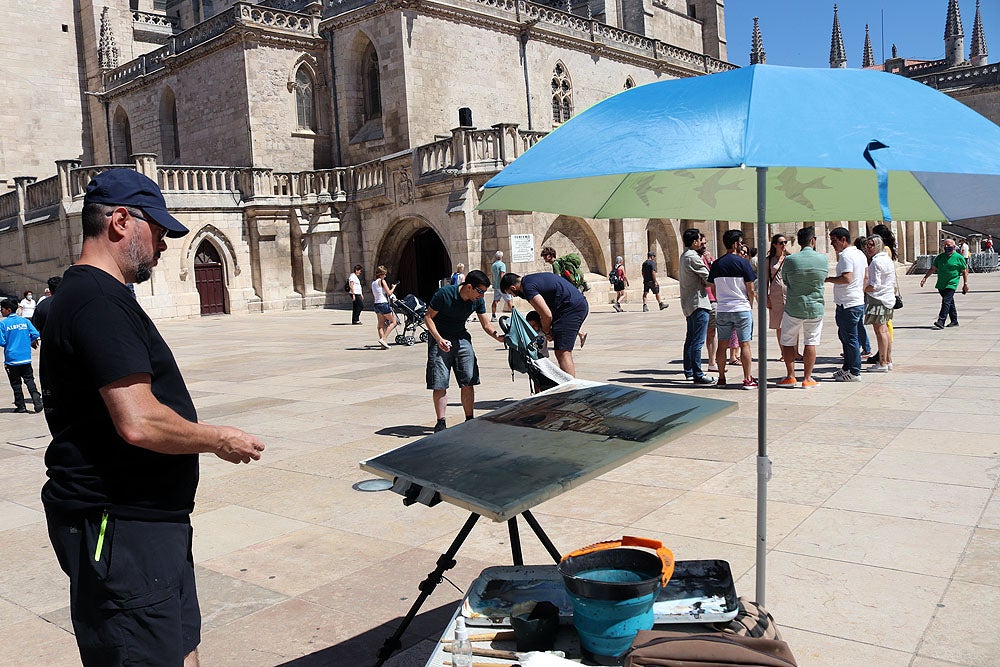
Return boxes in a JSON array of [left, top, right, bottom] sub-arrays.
[[0, 272, 996, 665]]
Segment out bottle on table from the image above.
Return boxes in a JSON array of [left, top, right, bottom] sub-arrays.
[[451, 616, 474, 667]]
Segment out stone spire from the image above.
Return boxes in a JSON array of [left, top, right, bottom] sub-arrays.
[[830, 4, 847, 68], [98, 7, 119, 70], [971, 0, 988, 66], [750, 17, 766, 65], [863, 23, 875, 67], [944, 0, 965, 67]]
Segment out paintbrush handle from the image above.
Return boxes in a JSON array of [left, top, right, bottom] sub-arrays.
[[440, 631, 516, 643], [443, 645, 519, 660]]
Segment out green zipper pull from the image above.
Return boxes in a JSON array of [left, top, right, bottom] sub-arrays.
[[94, 511, 109, 562]]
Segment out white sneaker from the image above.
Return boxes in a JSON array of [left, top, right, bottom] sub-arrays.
[[378, 338, 390, 349], [870, 364, 889, 372], [887, 362, 893, 371], [642, 304, 649, 312]]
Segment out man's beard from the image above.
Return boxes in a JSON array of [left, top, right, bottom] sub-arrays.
[[127, 232, 155, 284]]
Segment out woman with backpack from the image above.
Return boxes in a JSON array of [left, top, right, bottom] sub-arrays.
[[611, 256, 628, 312], [450, 263, 465, 286]]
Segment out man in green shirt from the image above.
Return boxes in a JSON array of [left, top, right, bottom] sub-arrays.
[[920, 238, 969, 329], [776, 227, 829, 389]]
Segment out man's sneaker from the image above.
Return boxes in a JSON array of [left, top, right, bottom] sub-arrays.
[[801, 378, 820, 389], [834, 370, 861, 382], [613, 303, 623, 312], [869, 364, 890, 372], [932, 321, 945, 330], [490, 315, 497, 322], [642, 304, 649, 312], [33, 403, 43, 413], [659, 302, 669, 310], [14, 407, 27, 413], [693, 376, 715, 385], [433, 419, 447, 433], [742, 377, 759, 390], [775, 376, 799, 388], [946, 321, 959, 327]]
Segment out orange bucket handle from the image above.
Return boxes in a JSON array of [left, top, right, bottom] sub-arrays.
[[561, 536, 675, 588]]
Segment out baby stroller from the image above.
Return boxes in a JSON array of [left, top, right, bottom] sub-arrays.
[[498, 308, 573, 393], [390, 294, 430, 346]]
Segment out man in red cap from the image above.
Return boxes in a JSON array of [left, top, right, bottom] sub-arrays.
[[41, 169, 265, 666]]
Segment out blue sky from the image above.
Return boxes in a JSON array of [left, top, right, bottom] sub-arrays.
[[724, 1, 998, 68]]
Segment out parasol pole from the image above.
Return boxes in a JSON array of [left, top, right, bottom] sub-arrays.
[[755, 166, 771, 605]]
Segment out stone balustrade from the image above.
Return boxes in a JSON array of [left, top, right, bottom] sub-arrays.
[[132, 10, 180, 29], [351, 160, 384, 194], [158, 166, 244, 192], [0, 191, 17, 224], [415, 138, 454, 175], [919, 63, 1000, 90], [24, 176, 61, 211], [30, 124, 547, 217]]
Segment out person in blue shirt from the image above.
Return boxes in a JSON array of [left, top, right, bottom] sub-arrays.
[[0, 297, 42, 413]]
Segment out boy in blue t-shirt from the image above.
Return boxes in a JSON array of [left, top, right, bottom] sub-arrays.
[[0, 297, 42, 412]]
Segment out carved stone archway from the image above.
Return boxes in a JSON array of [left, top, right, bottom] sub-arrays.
[[376, 216, 450, 302], [541, 216, 607, 275]]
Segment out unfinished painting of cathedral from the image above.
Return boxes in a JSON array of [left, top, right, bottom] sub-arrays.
[[0, 0, 993, 317]]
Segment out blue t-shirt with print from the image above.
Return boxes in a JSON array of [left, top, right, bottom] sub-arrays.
[[0, 314, 39, 365]]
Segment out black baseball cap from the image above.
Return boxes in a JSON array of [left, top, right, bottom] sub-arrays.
[[84, 169, 189, 238]]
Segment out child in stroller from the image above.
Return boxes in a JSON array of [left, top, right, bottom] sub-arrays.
[[390, 294, 431, 346], [498, 308, 573, 393]]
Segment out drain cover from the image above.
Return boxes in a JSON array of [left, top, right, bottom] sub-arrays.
[[352, 478, 393, 492]]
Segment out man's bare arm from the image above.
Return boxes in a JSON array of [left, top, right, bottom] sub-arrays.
[[100, 375, 264, 464]]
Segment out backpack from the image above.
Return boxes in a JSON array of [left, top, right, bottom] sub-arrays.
[[609, 265, 623, 284], [552, 252, 584, 288], [344, 278, 351, 293]]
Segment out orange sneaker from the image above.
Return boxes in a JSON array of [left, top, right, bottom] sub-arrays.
[[775, 376, 798, 388], [801, 378, 820, 389]]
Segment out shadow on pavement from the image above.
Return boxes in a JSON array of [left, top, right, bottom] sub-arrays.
[[276, 603, 453, 666]]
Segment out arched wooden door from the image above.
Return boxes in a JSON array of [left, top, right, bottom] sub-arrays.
[[194, 241, 227, 315]]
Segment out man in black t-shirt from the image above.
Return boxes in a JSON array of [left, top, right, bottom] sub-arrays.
[[640, 251, 668, 312], [424, 269, 504, 432], [41, 169, 265, 666]]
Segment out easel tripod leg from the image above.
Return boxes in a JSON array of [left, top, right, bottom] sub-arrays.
[[521, 510, 561, 563], [508, 518, 523, 565], [374, 512, 481, 666]]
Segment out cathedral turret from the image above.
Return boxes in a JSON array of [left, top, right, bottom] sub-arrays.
[[830, 4, 847, 68], [750, 17, 766, 65], [970, 0, 988, 66], [944, 0, 965, 67], [863, 24, 875, 68]]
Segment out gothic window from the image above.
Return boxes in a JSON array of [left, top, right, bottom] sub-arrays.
[[624, 77, 635, 90], [112, 106, 132, 163], [362, 44, 382, 121], [551, 62, 573, 123], [159, 87, 180, 163], [294, 67, 315, 131]]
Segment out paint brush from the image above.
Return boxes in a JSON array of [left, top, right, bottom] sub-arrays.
[[440, 630, 516, 643]]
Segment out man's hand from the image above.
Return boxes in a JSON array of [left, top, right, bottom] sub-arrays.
[[214, 426, 265, 464], [962, 283, 969, 295]]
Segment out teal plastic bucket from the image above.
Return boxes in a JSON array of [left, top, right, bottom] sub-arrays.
[[557, 547, 666, 664]]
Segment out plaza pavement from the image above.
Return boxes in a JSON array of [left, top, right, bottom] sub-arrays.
[[0, 270, 997, 667]]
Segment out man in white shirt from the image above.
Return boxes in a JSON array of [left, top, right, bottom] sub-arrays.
[[348, 265, 364, 324], [826, 227, 867, 381]]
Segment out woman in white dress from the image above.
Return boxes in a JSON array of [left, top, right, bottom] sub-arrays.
[[18, 291, 36, 319]]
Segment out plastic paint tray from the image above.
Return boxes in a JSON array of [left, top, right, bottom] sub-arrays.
[[461, 560, 738, 627]]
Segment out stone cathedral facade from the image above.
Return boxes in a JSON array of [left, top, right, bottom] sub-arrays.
[[0, 0, 988, 317]]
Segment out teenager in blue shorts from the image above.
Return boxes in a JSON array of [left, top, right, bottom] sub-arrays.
[[424, 269, 505, 432]]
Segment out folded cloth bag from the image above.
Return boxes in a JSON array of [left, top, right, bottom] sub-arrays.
[[624, 630, 798, 667]]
